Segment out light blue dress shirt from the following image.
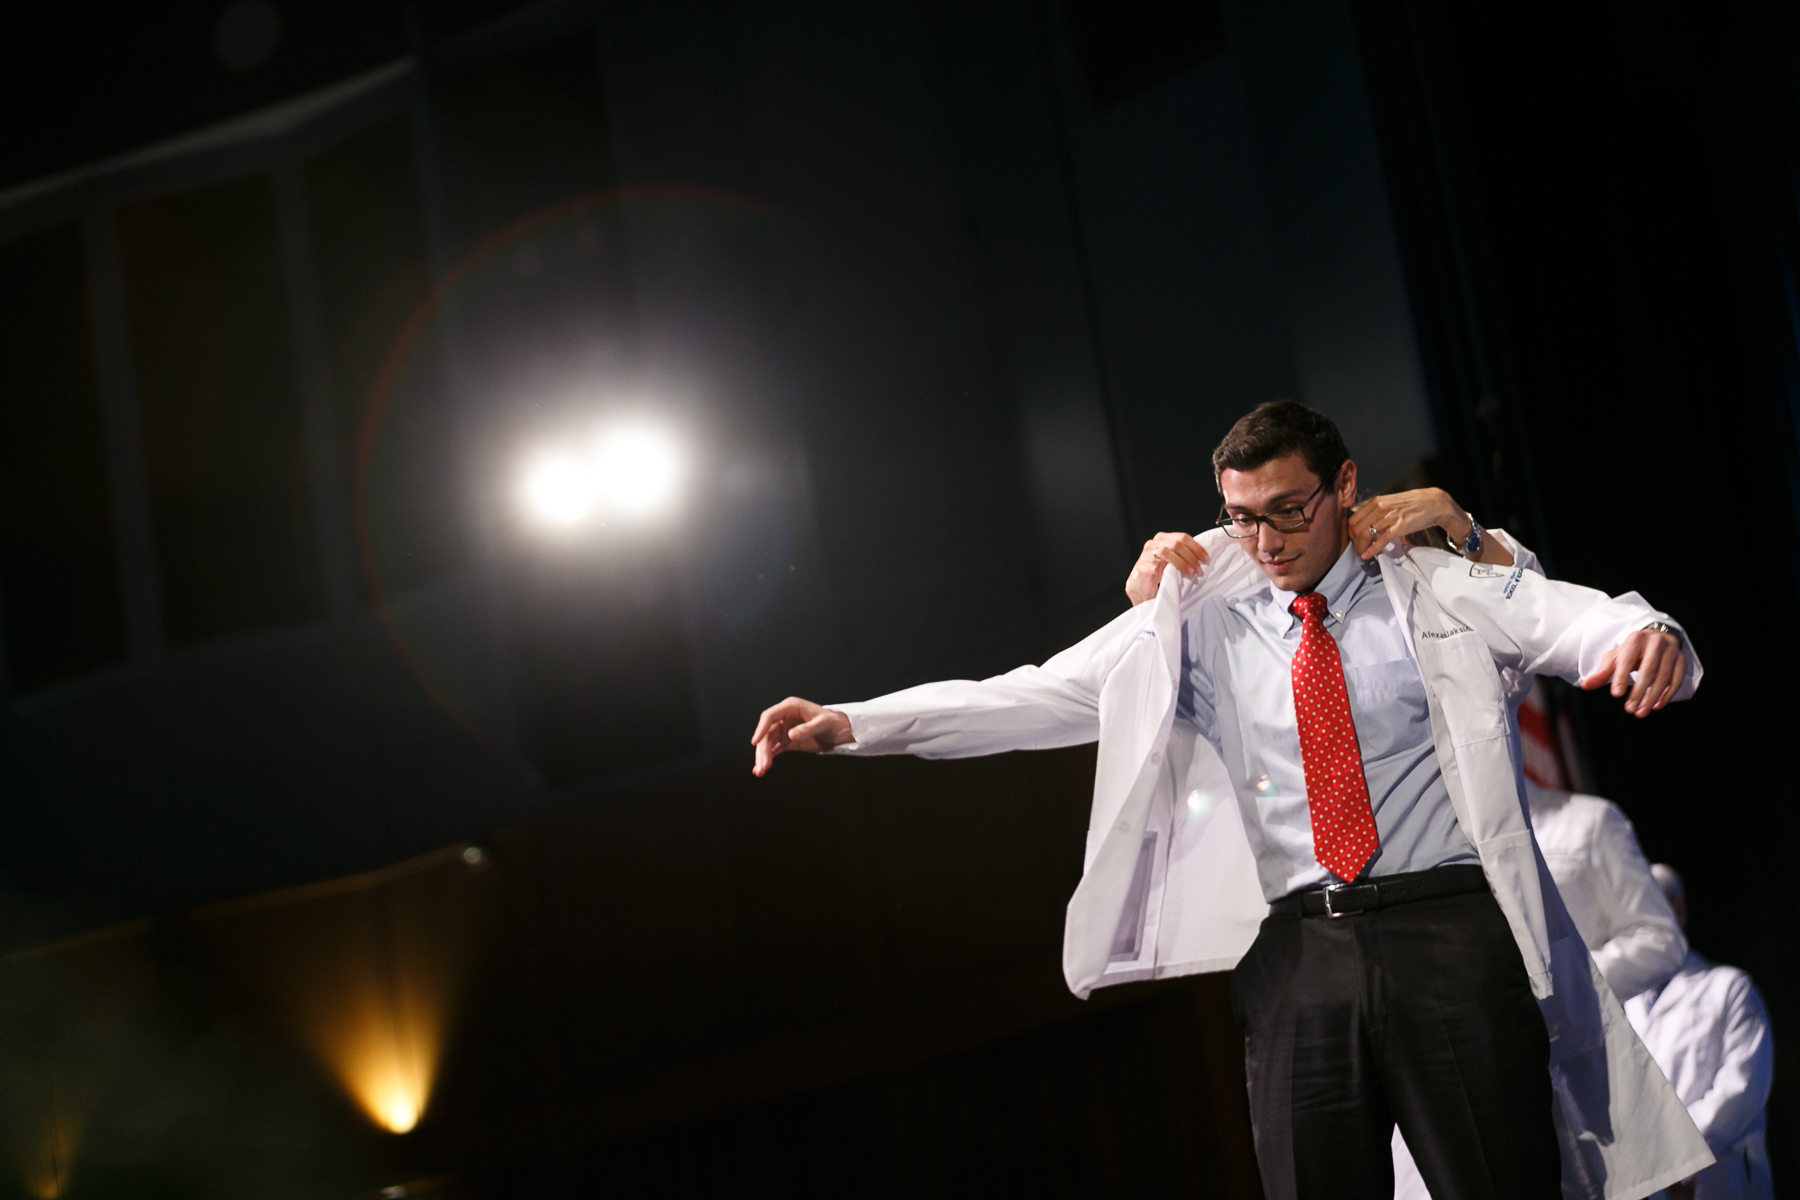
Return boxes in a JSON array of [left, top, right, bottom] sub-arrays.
[[1177, 543, 1479, 900]]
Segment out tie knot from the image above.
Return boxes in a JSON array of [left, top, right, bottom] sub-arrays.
[[1290, 591, 1327, 622]]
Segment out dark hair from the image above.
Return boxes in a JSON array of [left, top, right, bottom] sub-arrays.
[[1211, 400, 1350, 493]]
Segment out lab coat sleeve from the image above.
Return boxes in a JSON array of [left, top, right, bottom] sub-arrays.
[[1488, 527, 1542, 576], [1687, 973, 1777, 1156], [1417, 549, 1702, 700], [826, 600, 1145, 759], [1487, 529, 1542, 707], [1584, 802, 1686, 999]]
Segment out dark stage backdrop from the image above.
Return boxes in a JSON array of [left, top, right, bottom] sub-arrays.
[[0, 0, 1796, 1193], [1354, 0, 1800, 1179]]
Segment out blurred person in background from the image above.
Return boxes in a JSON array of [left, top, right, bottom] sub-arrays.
[[1631, 865, 1776, 1200]]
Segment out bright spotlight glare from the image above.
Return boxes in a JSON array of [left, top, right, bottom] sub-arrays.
[[594, 427, 683, 515], [523, 454, 596, 525], [519, 421, 685, 529]]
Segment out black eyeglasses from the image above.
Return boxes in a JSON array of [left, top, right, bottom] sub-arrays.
[[1216, 473, 1336, 539]]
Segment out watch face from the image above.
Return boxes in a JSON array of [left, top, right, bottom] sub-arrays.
[[1462, 519, 1481, 558]]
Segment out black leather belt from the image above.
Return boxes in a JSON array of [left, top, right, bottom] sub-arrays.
[[1269, 864, 1490, 919]]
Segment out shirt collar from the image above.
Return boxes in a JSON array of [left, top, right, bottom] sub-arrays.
[[1268, 543, 1368, 631]]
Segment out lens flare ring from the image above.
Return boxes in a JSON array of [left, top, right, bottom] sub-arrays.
[[353, 186, 788, 748]]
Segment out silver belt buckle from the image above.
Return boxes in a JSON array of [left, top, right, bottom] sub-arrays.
[[1321, 882, 1352, 918]]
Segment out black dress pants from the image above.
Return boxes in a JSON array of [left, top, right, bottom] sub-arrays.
[[1230, 885, 1562, 1200]]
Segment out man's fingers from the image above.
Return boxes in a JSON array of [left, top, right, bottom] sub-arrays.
[[1611, 650, 1634, 699], [1629, 635, 1689, 715], [752, 697, 827, 773], [1655, 654, 1687, 710], [1580, 637, 1686, 714], [788, 711, 833, 750], [1173, 533, 1208, 568], [1150, 533, 1206, 575], [1646, 640, 1687, 713], [753, 734, 780, 776], [1615, 634, 1684, 716], [752, 697, 818, 744], [1579, 649, 1617, 691], [1624, 643, 1657, 715], [751, 700, 795, 745], [1351, 500, 1388, 558], [1156, 546, 1200, 574]]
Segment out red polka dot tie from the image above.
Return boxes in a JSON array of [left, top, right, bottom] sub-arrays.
[[1289, 591, 1380, 882]]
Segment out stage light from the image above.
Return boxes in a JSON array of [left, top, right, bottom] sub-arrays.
[[593, 425, 683, 515], [518, 420, 686, 529], [522, 454, 596, 525]]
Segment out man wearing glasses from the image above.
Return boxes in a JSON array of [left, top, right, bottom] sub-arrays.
[[750, 401, 1709, 1199]]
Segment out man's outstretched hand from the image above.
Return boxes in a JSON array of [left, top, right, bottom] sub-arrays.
[[751, 697, 854, 775], [1579, 628, 1686, 718], [1125, 532, 1210, 606]]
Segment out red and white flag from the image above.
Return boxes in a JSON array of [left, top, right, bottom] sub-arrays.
[[1518, 677, 1592, 792]]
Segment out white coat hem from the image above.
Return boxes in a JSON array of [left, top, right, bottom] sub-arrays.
[[1614, 1153, 1716, 1200]]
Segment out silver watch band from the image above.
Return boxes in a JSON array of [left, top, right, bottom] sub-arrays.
[[1452, 513, 1483, 559]]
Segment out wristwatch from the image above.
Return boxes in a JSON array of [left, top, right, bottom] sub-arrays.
[[1449, 512, 1484, 560], [1642, 620, 1680, 645]]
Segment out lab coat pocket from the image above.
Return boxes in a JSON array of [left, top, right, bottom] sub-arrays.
[[1419, 632, 1506, 747], [1109, 833, 1158, 963]]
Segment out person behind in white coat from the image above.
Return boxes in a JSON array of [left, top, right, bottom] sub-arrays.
[[750, 401, 1706, 1200], [1631, 865, 1776, 1200]]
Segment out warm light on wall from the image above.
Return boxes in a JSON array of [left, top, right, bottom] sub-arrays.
[[318, 956, 440, 1135], [194, 844, 491, 1138], [367, 1080, 422, 1136], [21, 1094, 80, 1199]]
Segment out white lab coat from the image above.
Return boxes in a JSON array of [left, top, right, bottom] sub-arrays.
[[1630, 952, 1777, 1200], [833, 529, 1713, 1199], [1394, 784, 1688, 1198]]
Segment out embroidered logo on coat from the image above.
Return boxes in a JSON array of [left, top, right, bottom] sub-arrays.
[[1420, 626, 1473, 640], [1468, 563, 1505, 579]]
